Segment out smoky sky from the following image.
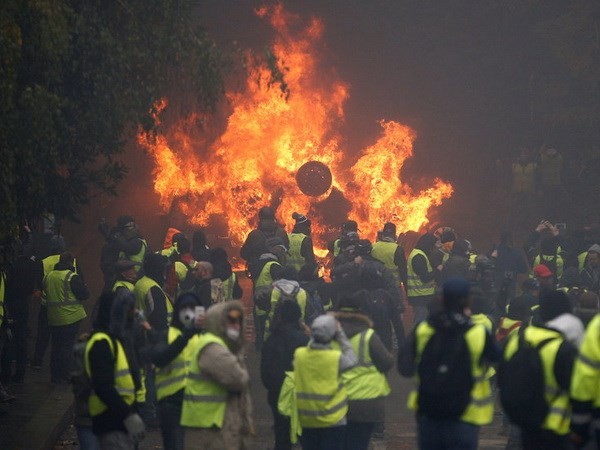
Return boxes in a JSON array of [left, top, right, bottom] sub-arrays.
[[196, 0, 564, 237]]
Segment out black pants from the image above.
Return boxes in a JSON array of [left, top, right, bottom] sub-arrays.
[[267, 389, 292, 450], [0, 310, 28, 383], [33, 304, 50, 366], [521, 429, 572, 450], [49, 321, 80, 383], [344, 422, 375, 450], [301, 426, 346, 450], [158, 398, 184, 450]]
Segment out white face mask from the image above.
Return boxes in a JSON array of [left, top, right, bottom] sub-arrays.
[[179, 308, 195, 328], [226, 328, 240, 341]]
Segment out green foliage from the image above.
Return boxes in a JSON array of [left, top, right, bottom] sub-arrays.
[[0, 0, 224, 241]]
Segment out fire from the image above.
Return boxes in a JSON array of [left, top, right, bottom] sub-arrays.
[[138, 4, 453, 254]]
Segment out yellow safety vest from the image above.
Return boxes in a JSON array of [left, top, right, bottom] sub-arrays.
[[571, 314, 600, 417], [41, 255, 77, 306], [496, 317, 522, 341], [156, 327, 199, 401], [0, 272, 5, 328], [222, 273, 237, 300], [119, 239, 148, 271], [336, 329, 391, 400], [180, 333, 229, 428], [294, 346, 348, 428], [134, 276, 173, 325], [288, 233, 307, 271], [44, 269, 87, 326], [407, 249, 435, 298], [255, 260, 280, 316], [408, 321, 494, 426], [112, 280, 134, 293], [504, 326, 570, 434], [470, 314, 496, 379], [333, 239, 341, 257], [85, 332, 135, 416], [578, 252, 588, 272], [372, 241, 400, 282], [512, 162, 536, 193]]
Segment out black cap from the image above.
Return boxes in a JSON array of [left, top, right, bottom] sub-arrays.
[[258, 206, 275, 220], [117, 215, 135, 228]]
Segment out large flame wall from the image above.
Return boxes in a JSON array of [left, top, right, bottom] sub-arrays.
[[137, 4, 453, 251]]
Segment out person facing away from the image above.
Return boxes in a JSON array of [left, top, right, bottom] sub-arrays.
[[334, 291, 394, 450], [260, 300, 309, 450], [371, 222, 408, 288], [406, 233, 437, 326], [240, 206, 289, 264], [287, 212, 316, 273], [133, 253, 172, 331], [85, 290, 145, 449], [398, 277, 500, 450], [502, 289, 579, 449], [149, 292, 203, 450], [180, 301, 253, 450], [293, 314, 357, 450], [209, 248, 243, 301]]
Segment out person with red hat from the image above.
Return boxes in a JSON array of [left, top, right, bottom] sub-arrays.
[[533, 264, 555, 291]]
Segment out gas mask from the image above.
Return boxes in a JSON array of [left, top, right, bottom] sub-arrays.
[[179, 307, 195, 328], [226, 328, 240, 341]]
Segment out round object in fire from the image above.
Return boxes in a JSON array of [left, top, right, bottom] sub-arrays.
[[295, 161, 332, 197]]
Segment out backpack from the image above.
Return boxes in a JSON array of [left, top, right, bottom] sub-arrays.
[[417, 325, 474, 419], [304, 290, 325, 325], [498, 328, 558, 430]]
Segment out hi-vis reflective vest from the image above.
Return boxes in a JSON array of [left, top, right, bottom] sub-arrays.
[[335, 329, 390, 400], [372, 241, 400, 282], [255, 260, 280, 315], [112, 280, 134, 293], [156, 327, 199, 401], [294, 346, 348, 428], [532, 254, 564, 280], [408, 321, 494, 426], [0, 272, 5, 328], [180, 333, 229, 428], [265, 287, 308, 338], [119, 239, 148, 270], [134, 276, 173, 325], [333, 239, 341, 257], [578, 252, 588, 271], [496, 317, 522, 341], [512, 162, 536, 194], [44, 269, 87, 326], [407, 249, 435, 298], [41, 255, 77, 306], [571, 314, 600, 427], [504, 326, 571, 435], [85, 332, 135, 416], [222, 273, 237, 300], [288, 233, 307, 271]]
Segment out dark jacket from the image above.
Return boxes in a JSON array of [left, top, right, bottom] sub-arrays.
[[335, 311, 394, 422], [440, 254, 470, 284], [240, 220, 289, 263]]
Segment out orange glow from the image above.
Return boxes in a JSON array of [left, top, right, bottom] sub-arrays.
[[138, 4, 453, 254]]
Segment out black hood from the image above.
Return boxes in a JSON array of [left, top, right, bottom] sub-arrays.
[[210, 247, 233, 281], [93, 290, 135, 338], [428, 309, 471, 332], [415, 233, 437, 254]]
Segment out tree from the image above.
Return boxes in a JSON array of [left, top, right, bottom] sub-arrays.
[[0, 0, 224, 250]]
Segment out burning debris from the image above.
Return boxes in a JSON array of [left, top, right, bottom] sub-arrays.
[[137, 4, 453, 250]]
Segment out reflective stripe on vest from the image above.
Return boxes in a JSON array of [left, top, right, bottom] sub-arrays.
[[256, 261, 279, 289], [134, 276, 173, 325], [572, 314, 600, 409], [119, 239, 147, 267], [337, 329, 391, 400], [222, 273, 237, 301], [44, 270, 87, 326], [406, 249, 435, 297], [294, 347, 348, 427], [408, 321, 494, 425], [288, 233, 307, 271], [333, 239, 341, 257], [156, 327, 199, 401], [504, 326, 570, 434], [578, 252, 588, 271], [85, 332, 135, 416], [371, 241, 400, 281], [180, 333, 229, 428]]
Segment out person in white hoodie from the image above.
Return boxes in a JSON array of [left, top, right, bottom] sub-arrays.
[[265, 266, 310, 336], [541, 290, 585, 348]]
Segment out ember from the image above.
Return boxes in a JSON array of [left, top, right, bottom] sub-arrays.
[[138, 4, 453, 251]]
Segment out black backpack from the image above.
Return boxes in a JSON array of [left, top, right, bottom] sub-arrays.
[[417, 325, 474, 419], [498, 328, 558, 430]]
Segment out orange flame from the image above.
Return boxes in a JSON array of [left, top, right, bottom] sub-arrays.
[[138, 4, 452, 254]]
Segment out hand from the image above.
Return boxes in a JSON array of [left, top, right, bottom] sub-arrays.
[[535, 221, 546, 233], [547, 223, 559, 236], [123, 413, 145, 444]]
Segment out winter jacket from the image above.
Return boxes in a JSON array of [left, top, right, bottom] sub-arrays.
[[240, 220, 289, 263]]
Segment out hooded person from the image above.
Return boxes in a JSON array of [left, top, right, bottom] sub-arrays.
[[440, 239, 471, 284], [98, 215, 148, 278], [240, 207, 289, 264], [134, 253, 171, 331], [85, 290, 145, 449], [150, 293, 203, 450], [328, 220, 359, 259], [334, 291, 394, 450], [580, 243, 600, 293], [265, 266, 309, 337], [191, 229, 210, 263], [540, 290, 584, 348], [180, 301, 253, 450], [406, 233, 438, 325], [261, 300, 309, 450], [287, 212, 316, 273], [293, 314, 357, 450], [209, 248, 242, 301]]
